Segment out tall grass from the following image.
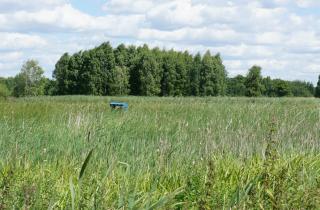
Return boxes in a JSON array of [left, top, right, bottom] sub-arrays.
[[0, 96, 319, 209]]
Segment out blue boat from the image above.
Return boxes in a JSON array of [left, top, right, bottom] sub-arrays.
[[110, 101, 128, 111]]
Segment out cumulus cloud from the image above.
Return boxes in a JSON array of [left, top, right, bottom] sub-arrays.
[[0, 4, 144, 34], [0, 32, 47, 50], [0, 0, 66, 12], [0, 0, 319, 83]]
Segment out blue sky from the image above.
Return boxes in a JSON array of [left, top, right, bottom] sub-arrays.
[[0, 0, 319, 84]]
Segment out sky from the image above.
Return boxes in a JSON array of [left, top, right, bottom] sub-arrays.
[[0, 0, 319, 84]]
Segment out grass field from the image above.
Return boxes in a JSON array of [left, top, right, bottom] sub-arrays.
[[0, 96, 319, 209]]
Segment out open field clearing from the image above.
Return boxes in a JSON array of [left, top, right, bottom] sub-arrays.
[[0, 96, 320, 209]]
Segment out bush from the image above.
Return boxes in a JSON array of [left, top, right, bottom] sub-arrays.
[[0, 83, 10, 99]]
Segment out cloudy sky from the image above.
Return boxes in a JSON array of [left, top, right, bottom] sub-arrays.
[[0, 0, 319, 83]]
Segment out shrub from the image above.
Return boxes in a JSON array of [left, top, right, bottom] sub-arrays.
[[0, 83, 10, 99]]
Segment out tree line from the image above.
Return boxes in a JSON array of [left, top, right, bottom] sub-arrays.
[[0, 42, 319, 98]]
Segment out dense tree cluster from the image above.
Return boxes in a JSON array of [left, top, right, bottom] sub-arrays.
[[0, 60, 51, 98], [0, 42, 318, 98], [228, 66, 316, 97], [53, 43, 227, 96]]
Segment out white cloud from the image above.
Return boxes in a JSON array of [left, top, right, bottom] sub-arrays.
[[0, 32, 47, 50], [0, 51, 23, 61], [0, 4, 144, 34], [103, 0, 154, 14], [0, 0, 66, 12], [0, 0, 319, 84], [296, 0, 320, 8]]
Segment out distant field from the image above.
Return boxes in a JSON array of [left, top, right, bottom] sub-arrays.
[[0, 96, 319, 209]]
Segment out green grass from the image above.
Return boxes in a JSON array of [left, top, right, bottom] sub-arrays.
[[0, 96, 319, 209]]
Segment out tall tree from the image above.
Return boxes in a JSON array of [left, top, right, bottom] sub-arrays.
[[14, 60, 45, 97], [200, 51, 218, 96], [174, 52, 188, 96], [136, 46, 161, 96], [315, 75, 320, 98], [245, 65, 263, 97], [53, 53, 71, 95], [261, 76, 274, 97], [79, 49, 110, 95], [114, 44, 128, 67], [106, 66, 129, 95], [161, 51, 177, 96], [67, 52, 83, 94], [97, 42, 116, 95], [13, 60, 46, 97], [189, 53, 201, 96], [213, 53, 227, 95], [127, 46, 140, 95]]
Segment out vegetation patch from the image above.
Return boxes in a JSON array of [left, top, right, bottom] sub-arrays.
[[0, 96, 319, 208]]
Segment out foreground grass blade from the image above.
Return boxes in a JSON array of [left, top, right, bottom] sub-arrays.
[[79, 148, 94, 180], [69, 177, 75, 210]]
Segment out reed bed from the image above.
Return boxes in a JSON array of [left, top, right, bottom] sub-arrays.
[[0, 96, 319, 209]]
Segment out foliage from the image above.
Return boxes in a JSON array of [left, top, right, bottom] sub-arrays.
[[245, 65, 263, 97], [0, 83, 9, 99], [53, 53, 71, 95], [0, 77, 15, 95], [188, 53, 201, 96], [53, 43, 227, 97], [13, 60, 47, 97], [289, 80, 314, 97], [43, 79, 57, 96], [315, 75, 320, 98], [0, 96, 319, 209], [199, 51, 227, 96], [0, 42, 317, 98], [106, 66, 129, 95], [227, 75, 246, 96], [136, 47, 162, 96], [272, 79, 292, 97]]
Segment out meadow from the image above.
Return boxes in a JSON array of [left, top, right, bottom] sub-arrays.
[[0, 96, 319, 209]]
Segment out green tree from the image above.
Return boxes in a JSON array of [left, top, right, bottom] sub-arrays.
[[13, 60, 46, 97], [136, 46, 161, 96], [174, 52, 188, 96], [161, 51, 177, 96], [273, 79, 292, 97], [51, 41, 319, 98], [97, 42, 116, 95], [262, 76, 275, 97], [213, 54, 228, 95], [315, 75, 320, 98], [68, 52, 83, 94], [44, 79, 57, 96], [199, 51, 228, 96], [0, 77, 14, 95], [227, 75, 246, 96], [106, 66, 129, 95], [53, 53, 71, 95], [290, 81, 314, 97], [0, 83, 9, 99], [189, 53, 201, 96], [114, 44, 128, 67], [200, 51, 218, 96], [79, 50, 102, 95], [245, 66, 263, 97], [127, 46, 140, 95]]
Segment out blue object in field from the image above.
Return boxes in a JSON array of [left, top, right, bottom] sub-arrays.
[[110, 101, 128, 111]]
